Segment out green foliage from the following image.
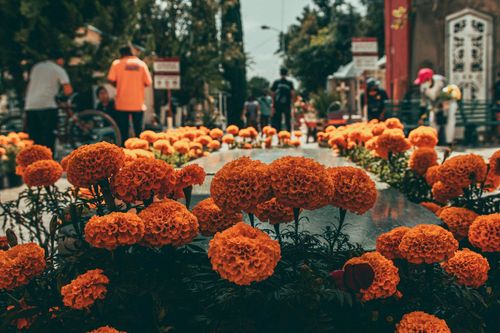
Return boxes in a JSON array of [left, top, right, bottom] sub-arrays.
[[284, 0, 385, 94], [247, 76, 270, 98], [311, 90, 340, 118]]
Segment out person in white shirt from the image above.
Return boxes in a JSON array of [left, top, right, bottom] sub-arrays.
[[24, 51, 73, 150]]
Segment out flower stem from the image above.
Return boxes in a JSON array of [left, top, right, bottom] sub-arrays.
[[182, 185, 193, 209], [98, 179, 116, 212], [248, 213, 255, 227], [293, 208, 300, 243]]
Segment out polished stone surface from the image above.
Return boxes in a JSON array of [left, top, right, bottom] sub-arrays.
[[190, 148, 440, 250]]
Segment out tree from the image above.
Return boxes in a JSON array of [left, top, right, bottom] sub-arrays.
[[247, 76, 270, 98], [220, 0, 247, 127]]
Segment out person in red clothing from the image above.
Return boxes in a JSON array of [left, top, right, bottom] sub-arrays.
[[107, 45, 152, 142]]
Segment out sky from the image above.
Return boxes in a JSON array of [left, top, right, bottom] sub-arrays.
[[241, 0, 364, 83]]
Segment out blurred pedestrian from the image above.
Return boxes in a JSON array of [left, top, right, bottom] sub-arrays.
[[95, 86, 116, 119], [271, 67, 295, 131], [258, 91, 272, 128], [243, 96, 260, 128], [24, 51, 73, 150], [360, 78, 388, 121], [107, 45, 152, 143]]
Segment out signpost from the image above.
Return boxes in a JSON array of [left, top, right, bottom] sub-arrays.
[[352, 38, 378, 120], [153, 57, 180, 128]]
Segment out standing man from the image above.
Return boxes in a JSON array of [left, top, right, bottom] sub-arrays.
[[107, 45, 152, 142], [24, 51, 73, 151], [271, 67, 295, 131]]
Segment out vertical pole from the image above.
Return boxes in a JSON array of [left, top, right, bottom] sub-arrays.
[[167, 88, 173, 129]]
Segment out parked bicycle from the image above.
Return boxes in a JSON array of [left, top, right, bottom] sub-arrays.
[[0, 94, 121, 158]]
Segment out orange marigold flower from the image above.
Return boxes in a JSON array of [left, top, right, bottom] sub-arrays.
[[207, 140, 221, 150], [222, 134, 235, 144], [398, 224, 458, 264], [408, 126, 438, 148], [66, 142, 125, 188], [266, 127, 277, 136], [375, 129, 411, 159], [210, 128, 224, 140], [468, 214, 500, 252], [385, 117, 404, 130], [269, 157, 333, 210], [420, 201, 441, 214], [138, 199, 199, 247], [376, 227, 411, 260], [425, 165, 440, 186], [208, 222, 281, 285], [174, 164, 206, 191], [431, 181, 463, 204], [211, 157, 273, 213], [153, 139, 174, 155], [371, 122, 386, 136], [325, 125, 336, 133], [0, 236, 8, 250], [15, 144, 52, 175], [61, 269, 109, 310], [192, 198, 242, 236], [293, 130, 302, 138], [196, 135, 213, 146], [0, 243, 46, 290], [255, 198, 296, 225], [173, 140, 190, 154], [226, 125, 239, 135], [343, 251, 399, 301], [289, 138, 301, 147], [488, 149, 500, 176], [438, 207, 478, 239], [328, 167, 377, 214], [84, 212, 145, 250], [328, 132, 348, 149], [22, 160, 63, 187], [139, 130, 158, 143], [409, 147, 438, 176], [111, 158, 176, 203], [278, 131, 291, 140], [396, 311, 450, 333], [124, 138, 149, 150], [437, 154, 487, 189], [441, 248, 489, 288], [348, 128, 373, 145], [88, 326, 125, 333], [133, 149, 155, 159]]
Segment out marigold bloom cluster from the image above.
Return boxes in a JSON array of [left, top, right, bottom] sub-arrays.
[[385, 117, 404, 130], [0, 243, 46, 290], [408, 126, 438, 148], [376, 226, 410, 260], [192, 198, 242, 236], [174, 164, 206, 190], [22, 160, 63, 187], [398, 224, 458, 264], [269, 157, 333, 210], [15, 144, 53, 175], [66, 142, 125, 188], [374, 129, 411, 159], [441, 249, 490, 288], [408, 147, 438, 176], [138, 199, 199, 247], [124, 138, 149, 150], [424, 165, 440, 186], [84, 212, 145, 250], [111, 158, 175, 203], [431, 181, 463, 204], [88, 326, 125, 333], [255, 198, 296, 225], [468, 213, 500, 252], [437, 154, 487, 189], [396, 311, 450, 333], [438, 207, 478, 239], [211, 157, 272, 213], [343, 251, 399, 301], [61, 269, 109, 310], [328, 166, 377, 214], [208, 222, 281, 285]]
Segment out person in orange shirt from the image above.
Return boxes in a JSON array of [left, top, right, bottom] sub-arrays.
[[107, 45, 152, 143]]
